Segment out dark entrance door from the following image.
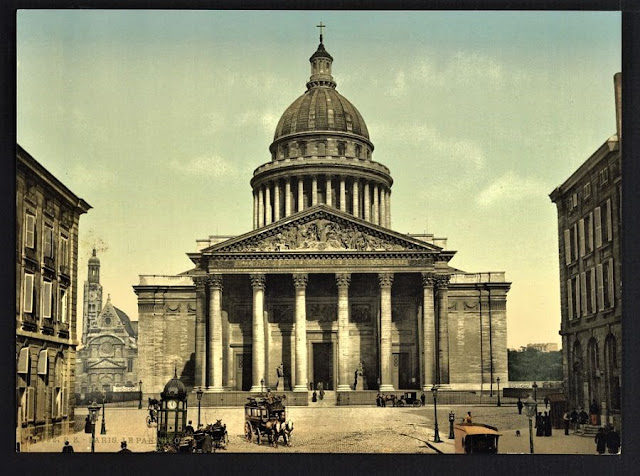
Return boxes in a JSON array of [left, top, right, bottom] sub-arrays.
[[313, 343, 333, 390], [393, 352, 411, 389], [236, 353, 252, 391]]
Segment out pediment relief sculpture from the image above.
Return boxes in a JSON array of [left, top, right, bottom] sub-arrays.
[[223, 219, 413, 253]]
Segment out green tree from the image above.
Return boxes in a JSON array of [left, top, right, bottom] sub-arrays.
[[508, 349, 562, 381]]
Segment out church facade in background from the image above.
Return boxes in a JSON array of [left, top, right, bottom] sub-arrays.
[[75, 250, 138, 399], [134, 35, 511, 401]]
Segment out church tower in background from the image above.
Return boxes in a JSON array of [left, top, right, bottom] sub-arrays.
[[82, 249, 103, 344]]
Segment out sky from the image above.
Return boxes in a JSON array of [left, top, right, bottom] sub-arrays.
[[16, 10, 621, 349]]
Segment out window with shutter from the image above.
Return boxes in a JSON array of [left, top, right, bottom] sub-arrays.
[[567, 280, 573, 320], [572, 224, 578, 261], [580, 272, 587, 317], [579, 219, 585, 257], [25, 213, 36, 249], [23, 273, 34, 314], [606, 199, 613, 242], [564, 229, 571, 265], [59, 236, 68, 267], [597, 263, 604, 311], [590, 268, 597, 314], [36, 378, 46, 421], [44, 225, 53, 258], [574, 276, 581, 317], [17, 347, 30, 374], [59, 288, 68, 323], [595, 207, 602, 248], [604, 258, 614, 308], [26, 387, 35, 421], [587, 212, 594, 252], [42, 280, 52, 318]]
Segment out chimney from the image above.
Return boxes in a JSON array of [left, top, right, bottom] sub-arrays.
[[614, 72, 622, 141]]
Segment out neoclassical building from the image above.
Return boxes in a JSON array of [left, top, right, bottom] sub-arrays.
[[134, 35, 511, 402]]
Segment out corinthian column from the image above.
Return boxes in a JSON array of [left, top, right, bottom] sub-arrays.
[[193, 276, 208, 389], [380, 188, 387, 227], [297, 177, 304, 212], [274, 181, 281, 222], [207, 275, 224, 392], [372, 184, 379, 225], [336, 273, 352, 391], [385, 189, 391, 228], [378, 273, 395, 392], [265, 184, 272, 225], [250, 274, 266, 392], [421, 273, 436, 390], [285, 178, 292, 217], [293, 274, 309, 392], [258, 187, 265, 228], [339, 177, 346, 212], [364, 181, 371, 222], [311, 176, 318, 206], [352, 180, 359, 218], [436, 275, 451, 384], [253, 191, 258, 230], [326, 176, 333, 207]]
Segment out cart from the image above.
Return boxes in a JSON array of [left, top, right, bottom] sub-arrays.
[[395, 391, 422, 407], [244, 395, 293, 447]]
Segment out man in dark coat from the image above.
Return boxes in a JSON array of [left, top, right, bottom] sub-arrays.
[[543, 411, 552, 436], [570, 408, 579, 433], [118, 441, 132, 453], [595, 427, 607, 454], [62, 441, 74, 453], [589, 400, 599, 426], [535, 412, 544, 436], [579, 409, 589, 426], [606, 426, 621, 454], [201, 433, 213, 453], [563, 411, 570, 435], [544, 396, 550, 409], [517, 398, 524, 415], [420, 392, 426, 407]]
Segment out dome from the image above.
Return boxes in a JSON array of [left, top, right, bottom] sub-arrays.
[[273, 88, 369, 141], [88, 248, 100, 264], [161, 370, 187, 400]]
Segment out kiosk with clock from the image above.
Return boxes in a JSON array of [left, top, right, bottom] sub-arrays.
[[156, 369, 188, 451]]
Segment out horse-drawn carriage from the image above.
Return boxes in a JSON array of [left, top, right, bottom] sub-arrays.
[[194, 420, 229, 452], [396, 391, 422, 407], [244, 394, 293, 447], [147, 398, 160, 427]]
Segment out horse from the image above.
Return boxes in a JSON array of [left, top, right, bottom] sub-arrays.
[[383, 394, 397, 407], [265, 417, 294, 448]]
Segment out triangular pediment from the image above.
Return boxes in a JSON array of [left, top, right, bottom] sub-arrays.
[[88, 358, 126, 370], [201, 205, 444, 254]]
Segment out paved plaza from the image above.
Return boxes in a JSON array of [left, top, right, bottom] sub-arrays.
[[22, 404, 604, 455]]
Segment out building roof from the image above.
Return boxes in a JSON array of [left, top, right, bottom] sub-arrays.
[[114, 306, 136, 338]]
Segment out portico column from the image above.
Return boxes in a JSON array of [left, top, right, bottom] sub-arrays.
[[193, 277, 208, 388], [436, 275, 451, 384], [297, 177, 304, 212], [372, 184, 379, 225], [385, 189, 391, 228], [285, 178, 292, 217], [336, 273, 352, 391], [253, 191, 258, 230], [421, 273, 437, 390], [207, 275, 224, 392], [250, 274, 266, 392], [364, 181, 371, 222], [379, 273, 395, 392], [340, 177, 346, 212], [293, 274, 309, 392], [274, 181, 281, 222], [380, 188, 387, 227], [258, 187, 265, 228], [352, 180, 359, 218], [265, 184, 272, 225], [311, 176, 318, 206], [326, 176, 333, 207]]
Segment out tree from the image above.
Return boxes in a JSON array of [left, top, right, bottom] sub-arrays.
[[508, 349, 563, 381]]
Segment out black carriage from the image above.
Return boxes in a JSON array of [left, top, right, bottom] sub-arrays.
[[244, 394, 292, 447], [192, 421, 229, 452], [396, 391, 422, 407]]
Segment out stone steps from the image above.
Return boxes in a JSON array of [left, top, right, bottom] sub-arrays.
[[309, 390, 337, 407], [575, 424, 600, 437]]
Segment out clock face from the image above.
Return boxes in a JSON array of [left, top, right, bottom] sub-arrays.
[[167, 400, 178, 410], [89, 291, 98, 300]]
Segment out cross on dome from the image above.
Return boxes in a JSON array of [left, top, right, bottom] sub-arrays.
[[317, 22, 326, 43]]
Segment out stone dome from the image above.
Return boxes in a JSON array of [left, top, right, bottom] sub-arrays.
[[88, 248, 100, 264], [273, 88, 369, 141], [161, 370, 187, 400]]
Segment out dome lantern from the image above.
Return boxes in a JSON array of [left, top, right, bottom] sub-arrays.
[[307, 25, 336, 90]]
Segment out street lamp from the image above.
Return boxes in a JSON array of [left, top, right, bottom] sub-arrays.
[[448, 412, 455, 439], [431, 385, 442, 443], [87, 401, 101, 453], [100, 393, 107, 435], [524, 395, 536, 454], [532, 381, 538, 415], [497, 377, 501, 407], [196, 387, 204, 428], [138, 380, 143, 409]]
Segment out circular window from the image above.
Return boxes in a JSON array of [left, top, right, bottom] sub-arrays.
[[103, 317, 111, 326], [99, 342, 113, 356]]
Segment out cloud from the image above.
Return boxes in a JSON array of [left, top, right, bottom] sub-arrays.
[[235, 109, 281, 134], [387, 70, 406, 97], [476, 171, 547, 207], [67, 163, 115, 188], [171, 155, 238, 178]]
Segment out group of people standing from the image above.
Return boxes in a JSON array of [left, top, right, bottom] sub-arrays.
[[535, 411, 553, 437], [594, 425, 621, 455]]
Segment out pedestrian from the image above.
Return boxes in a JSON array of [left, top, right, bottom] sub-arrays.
[[312, 390, 317, 402], [61, 440, 74, 453], [464, 411, 473, 424], [595, 427, 607, 454], [605, 426, 621, 454], [589, 399, 599, 426], [376, 393, 381, 407], [185, 420, 194, 436], [381, 394, 386, 407], [570, 408, 579, 433], [563, 411, 570, 435], [318, 381, 324, 400], [201, 433, 213, 453], [118, 441, 132, 453], [517, 398, 523, 415], [420, 392, 426, 407], [543, 411, 552, 437], [544, 396, 550, 409], [579, 408, 589, 428], [536, 412, 544, 437]]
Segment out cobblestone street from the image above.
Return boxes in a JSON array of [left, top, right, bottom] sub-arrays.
[[22, 403, 602, 455]]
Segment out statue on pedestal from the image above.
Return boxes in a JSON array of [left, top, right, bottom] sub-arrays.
[[355, 362, 365, 391], [276, 363, 285, 391]]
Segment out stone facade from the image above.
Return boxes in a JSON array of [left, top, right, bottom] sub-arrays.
[[16, 144, 91, 447], [549, 73, 622, 431], [134, 36, 511, 399], [75, 251, 139, 397]]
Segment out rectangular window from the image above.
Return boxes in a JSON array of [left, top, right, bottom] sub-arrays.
[[597, 263, 604, 311], [595, 207, 602, 248], [572, 223, 578, 261], [42, 280, 52, 318], [579, 219, 585, 257], [600, 168, 609, 185], [584, 182, 591, 199], [586, 212, 594, 253], [44, 225, 54, 258], [603, 258, 614, 309], [586, 268, 595, 314], [128, 358, 133, 372], [580, 272, 587, 317], [572, 193, 578, 208], [567, 279, 573, 320], [23, 273, 34, 313], [25, 213, 36, 248], [605, 198, 613, 242], [59, 235, 68, 267], [574, 275, 581, 317], [564, 229, 571, 265], [59, 288, 68, 323]]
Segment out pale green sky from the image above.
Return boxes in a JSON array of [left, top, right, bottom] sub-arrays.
[[17, 10, 621, 349]]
